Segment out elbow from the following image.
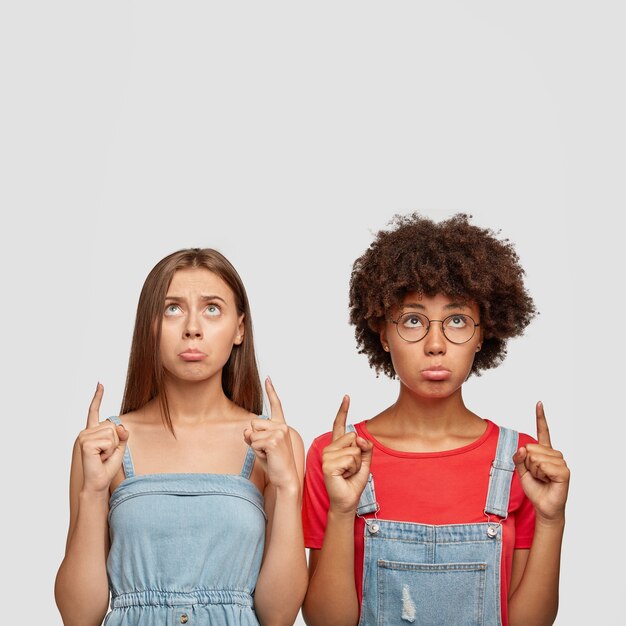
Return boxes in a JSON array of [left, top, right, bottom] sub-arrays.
[[301, 594, 358, 626], [508, 600, 559, 626], [54, 564, 109, 626], [257, 592, 308, 626], [301, 591, 318, 626], [257, 608, 304, 626], [301, 603, 315, 626]]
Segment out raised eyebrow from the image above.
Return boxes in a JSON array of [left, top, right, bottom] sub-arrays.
[[200, 295, 227, 304], [400, 302, 471, 311], [164, 295, 227, 304]]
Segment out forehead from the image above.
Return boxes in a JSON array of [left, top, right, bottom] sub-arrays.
[[167, 268, 234, 300], [399, 292, 479, 315]]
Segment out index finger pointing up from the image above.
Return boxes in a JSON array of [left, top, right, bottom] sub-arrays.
[[332, 395, 350, 441], [265, 377, 286, 423], [87, 382, 104, 429], [536, 401, 553, 448]]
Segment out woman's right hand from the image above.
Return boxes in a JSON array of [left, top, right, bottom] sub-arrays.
[[78, 383, 129, 495], [321, 395, 373, 515]]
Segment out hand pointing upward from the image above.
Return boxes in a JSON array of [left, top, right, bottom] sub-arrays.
[[79, 383, 129, 495], [321, 395, 374, 516], [513, 402, 570, 524]]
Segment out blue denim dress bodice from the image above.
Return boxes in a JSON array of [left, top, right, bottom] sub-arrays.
[[348, 424, 518, 626], [104, 416, 266, 626]]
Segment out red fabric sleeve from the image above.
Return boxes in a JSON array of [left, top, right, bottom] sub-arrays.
[[302, 434, 332, 549]]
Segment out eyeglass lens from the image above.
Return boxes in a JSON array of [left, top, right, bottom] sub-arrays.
[[396, 312, 477, 344]]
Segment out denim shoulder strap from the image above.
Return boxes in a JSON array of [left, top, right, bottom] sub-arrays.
[[484, 426, 518, 519], [346, 424, 379, 516], [241, 414, 270, 479], [107, 415, 135, 479]]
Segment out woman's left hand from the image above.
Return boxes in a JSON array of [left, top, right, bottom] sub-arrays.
[[513, 401, 570, 524], [243, 377, 299, 491]]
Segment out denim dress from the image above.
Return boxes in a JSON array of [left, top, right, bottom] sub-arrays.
[[347, 424, 519, 626], [104, 416, 267, 626]]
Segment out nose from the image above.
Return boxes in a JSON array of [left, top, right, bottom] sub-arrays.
[[183, 311, 203, 339], [423, 320, 446, 355]]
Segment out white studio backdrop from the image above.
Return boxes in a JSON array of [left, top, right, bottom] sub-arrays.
[[1, 2, 623, 624]]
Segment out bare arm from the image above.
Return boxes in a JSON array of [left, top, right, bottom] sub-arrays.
[[508, 402, 569, 626], [254, 428, 308, 626], [245, 379, 308, 626], [55, 385, 128, 626], [302, 513, 360, 626], [508, 519, 564, 625], [302, 396, 372, 626]]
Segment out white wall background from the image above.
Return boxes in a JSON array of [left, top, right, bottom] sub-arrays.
[[1, 2, 623, 624]]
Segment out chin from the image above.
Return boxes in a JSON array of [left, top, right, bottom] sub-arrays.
[[166, 367, 213, 382], [404, 381, 459, 401]]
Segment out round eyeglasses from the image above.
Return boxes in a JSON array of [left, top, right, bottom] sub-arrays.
[[392, 312, 480, 344]]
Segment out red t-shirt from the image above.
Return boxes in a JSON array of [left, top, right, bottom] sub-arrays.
[[302, 419, 536, 626]]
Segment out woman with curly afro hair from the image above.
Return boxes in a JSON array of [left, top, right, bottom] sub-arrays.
[[302, 213, 569, 626]]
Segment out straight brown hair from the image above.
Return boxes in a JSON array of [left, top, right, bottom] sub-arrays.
[[120, 248, 263, 432]]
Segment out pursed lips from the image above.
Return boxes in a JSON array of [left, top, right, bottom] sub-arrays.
[[420, 365, 451, 381], [179, 348, 207, 361]]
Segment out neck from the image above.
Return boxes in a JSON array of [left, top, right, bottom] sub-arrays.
[[379, 383, 480, 435], [158, 373, 236, 424]]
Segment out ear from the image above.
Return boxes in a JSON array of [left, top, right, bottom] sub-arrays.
[[234, 314, 245, 345], [379, 325, 390, 353], [475, 326, 485, 352]]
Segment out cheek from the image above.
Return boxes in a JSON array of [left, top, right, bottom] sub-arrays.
[[388, 345, 414, 374], [203, 320, 239, 346], [457, 348, 479, 375], [158, 332, 176, 364]]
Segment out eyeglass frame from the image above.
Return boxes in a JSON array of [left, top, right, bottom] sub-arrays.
[[391, 312, 481, 345]]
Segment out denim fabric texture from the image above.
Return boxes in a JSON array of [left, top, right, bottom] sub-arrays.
[[104, 415, 267, 625], [347, 424, 518, 626]]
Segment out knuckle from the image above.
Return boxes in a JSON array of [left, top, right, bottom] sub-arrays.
[[348, 448, 361, 460]]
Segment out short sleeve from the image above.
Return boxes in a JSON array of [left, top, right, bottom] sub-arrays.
[[302, 433, 332, 549]]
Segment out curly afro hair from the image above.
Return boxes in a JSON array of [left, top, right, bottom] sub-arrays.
[[349, 213, 537, 378]]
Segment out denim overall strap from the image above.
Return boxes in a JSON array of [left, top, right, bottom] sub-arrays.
[[484, 426, 518, 519], [346, 424, 379, 516], [240, 414, 270, 479], [107, 415, 135, 479]]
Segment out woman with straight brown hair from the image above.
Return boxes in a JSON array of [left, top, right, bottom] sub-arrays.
[[55, 248, 307, 626]]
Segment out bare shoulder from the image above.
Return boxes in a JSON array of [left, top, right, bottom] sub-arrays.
[[288, 426, 304, 448], [116, 407, 152, 426], [115, 404, 164, 435]]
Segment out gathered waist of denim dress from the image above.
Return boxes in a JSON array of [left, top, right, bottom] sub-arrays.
[[105, 415, 269, 626], [110, 588, 254, 608]]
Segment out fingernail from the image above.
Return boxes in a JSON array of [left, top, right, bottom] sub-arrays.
[[266, 375, 272, 385]]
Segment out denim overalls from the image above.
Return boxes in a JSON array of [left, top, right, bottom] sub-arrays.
[[347, 424, 518, 626], [104, 415, 267, 626]]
